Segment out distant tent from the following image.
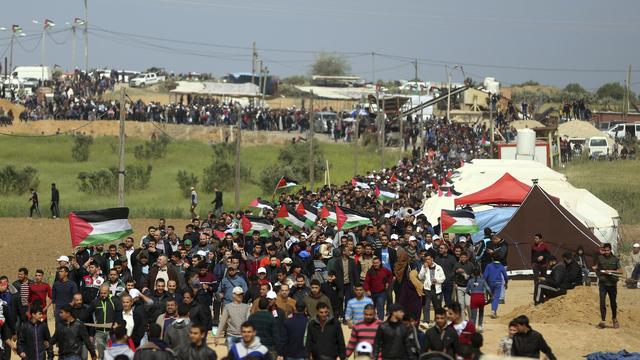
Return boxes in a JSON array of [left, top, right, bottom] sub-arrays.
[[497, 185, 601, 271], [454, 173, 531, 207]]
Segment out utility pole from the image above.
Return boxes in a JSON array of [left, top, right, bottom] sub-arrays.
[[354, 114, 359, 175], [71, 25, 76, 70], [371, 52, 376, 85], [118, 88, 126, 207], [380, 94, 386, 169], [309, 91, 315, 192], [414, 59, 418, 81], [83, 0, 89, 73], [40, 25, 46, 82], [623, 65, 631, 122], [490, 93, 495, 157], [9, 32, 14, 76], [446, 65, 451, 122], [251, 41, 256, 106], [234, 105, 241, 211], [257, 60, 263, 107], [261, 66, 268, 107]]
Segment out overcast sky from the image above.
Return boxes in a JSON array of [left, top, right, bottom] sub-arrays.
[[1, 0, 638, 91]]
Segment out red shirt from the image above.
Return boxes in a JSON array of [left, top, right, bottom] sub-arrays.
[[28, 282, 52, 307], [364, 267, 393, 294]]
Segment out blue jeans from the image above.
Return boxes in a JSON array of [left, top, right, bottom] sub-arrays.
[[489, 282, 502, 312], [372, 292, 386, 320], [60, 356, 82, 360]]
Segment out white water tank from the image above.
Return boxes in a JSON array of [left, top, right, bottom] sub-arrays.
[[516, 128, 536, 160], [483, 77, 500, 94]]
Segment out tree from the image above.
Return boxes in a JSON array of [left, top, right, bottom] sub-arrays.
[[310, 52, 351, 76], [516, 80, 540, 87], [563, 83, 588, 94], [596, 82, 626, 100], [71, 134, 94, 162], [258, 140, 325, 194], [281, 75, 309, 86], [201, 144, 251, 193]]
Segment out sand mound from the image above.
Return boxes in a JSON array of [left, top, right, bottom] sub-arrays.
[[559, 120, 614, 144], [503, 286, 636, 327], [511, 119, 544, 129]]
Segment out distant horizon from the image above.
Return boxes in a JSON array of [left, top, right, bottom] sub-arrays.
[[1, 0, 638, 93]]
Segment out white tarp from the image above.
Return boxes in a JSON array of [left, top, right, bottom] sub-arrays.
[[422, 159, 620, 245], [295, 86, 375, 100], [171, 81, 260, 97]]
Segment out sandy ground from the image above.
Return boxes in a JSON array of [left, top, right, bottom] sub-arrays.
[[0, 217, 638, 359]]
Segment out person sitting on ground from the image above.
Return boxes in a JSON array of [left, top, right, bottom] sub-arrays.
[[534, 256, 568, 305]]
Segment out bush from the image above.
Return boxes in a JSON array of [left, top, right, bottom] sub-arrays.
[[77, 165, 152, 195], [176, 170, 198, 197], [71, 134, 94, 162], [201, 144, 251, 193], [0, 165, 40, 195], [134, 134, 171, 160]]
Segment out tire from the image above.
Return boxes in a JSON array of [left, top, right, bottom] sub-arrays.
[[139, 83, 146, 88]]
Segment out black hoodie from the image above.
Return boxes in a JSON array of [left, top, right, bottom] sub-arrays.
[[305, 316, 346, 360]]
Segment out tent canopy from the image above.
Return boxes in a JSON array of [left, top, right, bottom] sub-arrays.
[[171, 81, 260, 97], [497, 185, 601, 271], [454, 173, 531, 207]]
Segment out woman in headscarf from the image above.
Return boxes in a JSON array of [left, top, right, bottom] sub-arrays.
[[393, 250, 423, 320]]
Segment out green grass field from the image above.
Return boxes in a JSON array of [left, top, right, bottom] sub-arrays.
[[560, 158, 640, 225], [0, 136, 402, 218]]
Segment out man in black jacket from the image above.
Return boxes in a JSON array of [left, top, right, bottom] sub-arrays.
[[51, 304, 97, 360], [423, 307, 459, 357], [87, 285, 123, 358], [50, 183, 60, 218], [511, 315, 556, 359], [306, 302, 346, 360], [373, 304, 418, 360], [534, 257, 567, 305], [17, 307, 51, 360], [327, 245, 359, 316], [563, 251, 583, 289], [435, 244, 457, 307], [175, 323, 217, 360]]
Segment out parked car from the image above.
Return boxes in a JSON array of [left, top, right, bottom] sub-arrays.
[[314, 112, 337, 133], [586, 136, 610, 159], [129, 72, 166, 87], [606, 123, 640, 140]]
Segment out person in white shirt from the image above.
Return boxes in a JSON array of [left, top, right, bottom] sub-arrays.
[[418, 254, 446, 325]]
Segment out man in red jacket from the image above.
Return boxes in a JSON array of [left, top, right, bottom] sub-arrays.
[[363, 258, 393, 320], [446, 302, 476, 345]]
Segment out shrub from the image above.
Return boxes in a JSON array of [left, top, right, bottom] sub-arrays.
[[201, 144, 251, 193], [176, 170, 198, 197], [77, 165, 152, 195], [258, 140, 325, 194], [134, 134, 170, 160], [0, 165, 40, 194], [71, 134, 94, 162]]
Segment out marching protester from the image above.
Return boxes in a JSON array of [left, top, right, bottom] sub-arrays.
[[305, 302, 346, 360], [345, 304, 381, 358], [510, 315, 557, 359], [372, 304, 419, 360], [483, 254, 508, 318], [422, 307, 460, 357], [593, 243, 622, 329]]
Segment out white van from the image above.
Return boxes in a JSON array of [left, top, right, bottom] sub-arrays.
[[12, 66, 52, 82], [586, 137, 609, 159], [606, 123, 640, 140]]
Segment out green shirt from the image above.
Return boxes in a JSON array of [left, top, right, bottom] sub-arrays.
[[596, 254, 620, 286]]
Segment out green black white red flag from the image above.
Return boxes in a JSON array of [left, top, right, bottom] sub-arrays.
[[440, 209, 479, 234], [336, 206, 372, 230], [241, 215, 274, 237], [276, 205, 306, 231], [69, 207, 133, 247], [274, 176, 299, 193]]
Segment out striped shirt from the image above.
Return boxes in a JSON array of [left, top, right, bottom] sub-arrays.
[[346, 319, 381, 357], [345, 296, 373, 322]]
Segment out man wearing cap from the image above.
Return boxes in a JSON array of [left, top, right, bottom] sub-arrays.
[[354, 341, 374, 360], [219, 266, 248, 307], [216, 286, 250, 350]]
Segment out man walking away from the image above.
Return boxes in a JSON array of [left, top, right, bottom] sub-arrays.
[[190, 187, 198, 219], [372, 304, 418, 360], [306, 302, 346, 360], [175, 324, 218, 360], [511, 315, 556, 359], [104, 326, 134, 360], [228, 321, 270, 360], [212, 187, 223, 218], [282, 301, 308, 360], [165, 303, 191, 351], [51, 304, 97, 360], [483, 255, 508, 318], [594, 243, 622, 329], [29, 188, 41, 218], [50, 183, 60, 218]]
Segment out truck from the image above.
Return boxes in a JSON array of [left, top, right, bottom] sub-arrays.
[[129, 72, 165, 87], [605, 123, 640, 141], [586, 136, 610, 159], [11, 66, 52, 82]]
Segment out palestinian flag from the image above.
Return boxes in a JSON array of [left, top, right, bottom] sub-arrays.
[[276, 205, 306, 230], [241, 215, 273, 237], [320, 206, 337, 223], [12, 25, 22, 33], [274, 176, 299, 193], [441, 210, 479, 234], [431, 178, 440, 190], [351, 178, 370, 189], [44, 19, 56, 29], [375, 186, 398, 202], [69, 207, 133, 247], [295, 201, 318, 226], [336, 206, 372, 230], [248, 198, 274, 215]]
